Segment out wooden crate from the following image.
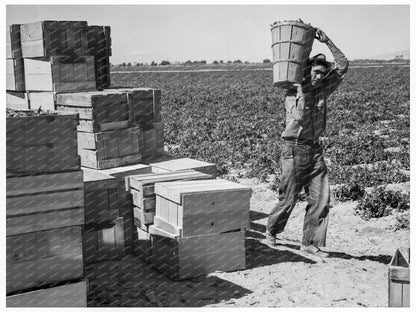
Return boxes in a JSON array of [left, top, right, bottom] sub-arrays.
[[150, 227, 246, 280], [388, 248, 410, 307], [6, 226, 84, 293], [6, 58, 25, 91], [126, 170, 214, 214], [20, 20, 89, 58], [24, 56, 96, 92], [6, 112, 80, 176], [83, 167, 119, 224], [6, 279, 88, 307], [101, 164, 152, 247], [86, 25, 112, 89], [84, 217, 126, 264], [142, 122, 165, 159], [150, 157, 217, 177], [78, 127, 143, 170], [6, 170, 84, 235], [56, 90, 130, 132], [29, 91, 56, 111], [6, 91, 29, 110], [6, 24, 22, 58], [154, 179, 251, 237]]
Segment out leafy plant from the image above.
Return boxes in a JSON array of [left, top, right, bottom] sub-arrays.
[[354, 186, 409, 220]]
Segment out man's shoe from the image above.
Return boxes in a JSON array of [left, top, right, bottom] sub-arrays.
[[300, 244, 330, 258], [265, 231, 276, 246]]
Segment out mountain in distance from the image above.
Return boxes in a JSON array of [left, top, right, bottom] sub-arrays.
[[368, 49, 410, 60]]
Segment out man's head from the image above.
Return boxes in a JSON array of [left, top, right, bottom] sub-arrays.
[[308, 54, 331, 87]]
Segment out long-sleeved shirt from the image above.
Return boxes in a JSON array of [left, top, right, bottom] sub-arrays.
[[281, 40, 349, 141]]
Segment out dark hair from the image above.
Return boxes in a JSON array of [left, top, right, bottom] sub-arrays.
[[307, 54, 331, 71]]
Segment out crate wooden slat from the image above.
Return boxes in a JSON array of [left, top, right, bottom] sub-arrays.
[[154, 179, 251, 212], [28, 91, 56, 111], [6, 58, 25, 91], [6, 112, 80, 175], [99, 164, 152, 247], [78, 150, 142, 170], [388, 248, 410, 307], [82, 167, 119, 224], [6, 91, 29, 110], [150, 227, 246, 280], [150, 157, 217, 177], [86, 25, 111, 89], [6, 24, 22, 58], [24, 56, 96, 92], [56, 90, 130, 132], [142, 122, 165, 159], [6, 279, 87, 307], [126, 170, 213, 217], [20, 20, 89, 58], [154, 179, 251, 237], [6, 226, 84, 293], [78, 127, 143, 158], [84, 217, 125, 264]]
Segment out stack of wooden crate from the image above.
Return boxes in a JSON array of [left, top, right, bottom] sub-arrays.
[[6, 110, 87, 307], [56, 88, 163, 169], [149, 179, 252, 280], [125, 170, 214, 261], [6, 24, 26, 109], [6, 20, 111, 111]]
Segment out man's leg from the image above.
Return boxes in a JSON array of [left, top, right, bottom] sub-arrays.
[[266, 143, 304, 236], [302, 149, 330, 248]]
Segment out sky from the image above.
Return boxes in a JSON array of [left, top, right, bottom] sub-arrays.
[[6, 4, 410, 64]]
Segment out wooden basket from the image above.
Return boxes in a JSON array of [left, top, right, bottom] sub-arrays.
[[271, 20, 315, 88], [388, 248, 410, 307]]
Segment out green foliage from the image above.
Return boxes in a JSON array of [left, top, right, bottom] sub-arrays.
[[111, 66, 409, 187], [332, 182, 365, 201], [354, 186, 410, 220]]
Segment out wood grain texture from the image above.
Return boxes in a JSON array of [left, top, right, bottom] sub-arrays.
[[6, 279, 87, 307]]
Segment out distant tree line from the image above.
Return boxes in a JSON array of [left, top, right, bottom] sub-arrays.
[[112, 58, 277, 67]]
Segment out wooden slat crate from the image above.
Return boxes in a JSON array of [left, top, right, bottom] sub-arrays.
[[101, 164, 152, 248], [6, 24, 22, 58], [126, 171, 214, 229], [78, 126, 143, 169], [6, 170, 84, 235], [28, 91, 56, 111], [24, 56, 96, 92], [56, 90, 130, 132], [142, 122, 165, 159], [150, 227, 246, 280], [6, 91, 29, 110], [20, 20, 89, 58], [86, 25, 112, 89], [6, 226, 84, 293], [150, 157, 217, 178], [6, 58, 25, 91], [111, 88, 162, 127], [6, 112, 80, 176], [388, 248, 410, 307], [83, 167, 119, 224], [84, 217, 126, 264], [154, 179, 251, 237], [6, 279, 88, 307]]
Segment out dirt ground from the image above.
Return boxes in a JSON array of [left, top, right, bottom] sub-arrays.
[[86, 178, 410, 308]]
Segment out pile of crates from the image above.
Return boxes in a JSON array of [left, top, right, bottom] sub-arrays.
[[6, 21, 112, 111], [6, 110, 87, 307], [126, 158, 252, 280], [6, 19, 254, 307]]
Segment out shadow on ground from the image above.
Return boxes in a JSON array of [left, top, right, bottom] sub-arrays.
[[86, 255, 252, 307]]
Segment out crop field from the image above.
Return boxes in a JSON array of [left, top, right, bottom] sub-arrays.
[[112, 65, 410, 187]]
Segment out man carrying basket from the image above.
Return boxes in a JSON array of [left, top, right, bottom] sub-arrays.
[[266, 26, 349, 258]]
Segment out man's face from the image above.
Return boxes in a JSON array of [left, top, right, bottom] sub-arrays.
[[310, 64, 328, 87]]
